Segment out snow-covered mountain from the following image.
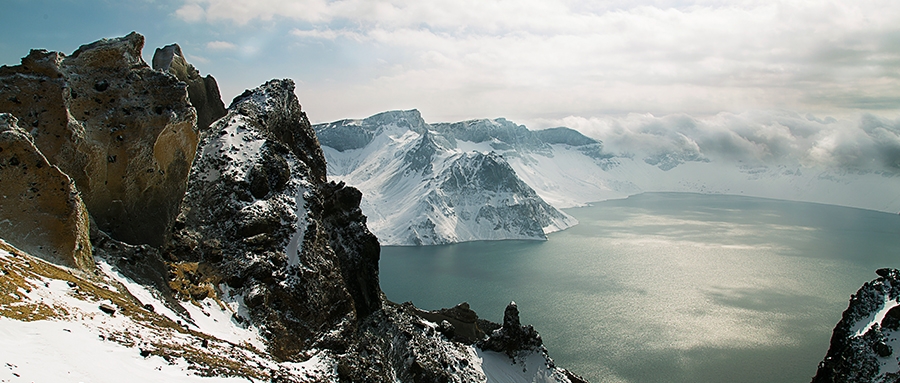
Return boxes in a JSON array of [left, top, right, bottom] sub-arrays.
[[315, 110, 576, 246], [317, 110, 900, 243]]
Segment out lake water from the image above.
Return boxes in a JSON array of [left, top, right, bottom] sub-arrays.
[[379, 193, 900, 383]]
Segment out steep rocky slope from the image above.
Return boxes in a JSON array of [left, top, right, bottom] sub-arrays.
[[0, 33, 587, 382], [813, 268, 900, 383]]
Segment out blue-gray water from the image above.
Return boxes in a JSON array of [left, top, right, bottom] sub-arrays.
[[379, 193, 900, 383]]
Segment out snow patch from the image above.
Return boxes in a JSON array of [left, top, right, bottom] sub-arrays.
[[0, 318, 252, 383], [477, 349, 571, 383], [851, 293, 900, 338], [198, 115, 266, 183], [284, 186, 310, 267]]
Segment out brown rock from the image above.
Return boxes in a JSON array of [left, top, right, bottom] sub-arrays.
[[152, 44, 226, 130], [0, 114, 92, 270], [0, 32, 200, 247]]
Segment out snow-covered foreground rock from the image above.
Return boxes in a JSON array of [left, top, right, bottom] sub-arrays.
[[813, 268, 900, 383], [317, 110, 900, 246], [0, 240, 331, 382]]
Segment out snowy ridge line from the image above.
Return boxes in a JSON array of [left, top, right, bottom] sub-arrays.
[[316, 111, 578, 246]]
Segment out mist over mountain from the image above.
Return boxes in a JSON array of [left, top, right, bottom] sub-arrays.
[[547, 110, 900, 177], [317, 109, 900, 246]]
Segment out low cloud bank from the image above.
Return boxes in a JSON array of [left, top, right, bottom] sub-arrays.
[[539, 111, 900, 173]]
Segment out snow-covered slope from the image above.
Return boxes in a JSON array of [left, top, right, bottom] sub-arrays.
[[0, 240, 334, 382], [432, 116, 900, 213], [316, 111, 575, 246]]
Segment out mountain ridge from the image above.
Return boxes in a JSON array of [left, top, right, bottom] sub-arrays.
[[315, 110, 578, 246]]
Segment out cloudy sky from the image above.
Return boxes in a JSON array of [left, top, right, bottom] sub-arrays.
[[2, 0, 900, 171]]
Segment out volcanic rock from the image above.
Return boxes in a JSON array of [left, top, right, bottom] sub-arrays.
[[152, 44, 226, 130], [0, 32, 199, 247], [479, 301, 543, 357], [812, 268, 900, 383], [171, 78, 377, 360], [0, 114, 92, 270]]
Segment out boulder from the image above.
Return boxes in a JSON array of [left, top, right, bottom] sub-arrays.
[[0, 114, 92, 270], [152, 44, 226, 130], [0, 32, 200, 247]]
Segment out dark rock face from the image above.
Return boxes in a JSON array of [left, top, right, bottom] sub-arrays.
[[333, 301, 487, 383], [403, 130, 439, 174], [152, 44, 226, 130], [170, 78, 379, 360], [412, 302, 488, 344], [0, 114, 92, 270], [0, 32, 200, 247], [230, 82, 327, 184], [479, 301, 543, 357], [320, 181, 382, 319], [812, 268, 900, 383]]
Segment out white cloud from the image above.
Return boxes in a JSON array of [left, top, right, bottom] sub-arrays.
[[289, 28, 364, 41], [205, 40, 236, 50], [185, 54, 209, 64], [178, 0, 900, 135], [532, 111, 900, 173], [174, 3, 204, 22]]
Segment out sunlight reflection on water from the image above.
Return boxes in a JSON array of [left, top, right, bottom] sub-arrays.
[[380, 193, 900, 383]]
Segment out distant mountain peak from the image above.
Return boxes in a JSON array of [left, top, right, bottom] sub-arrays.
[[315, 111, 578, 246]]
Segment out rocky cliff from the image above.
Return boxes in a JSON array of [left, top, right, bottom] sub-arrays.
[[152, 43, 227, 131], [0, 32, 199, 247], [0, 33, 586, 382], [0, 114, 92, 270], [813, 268, 900, 383]]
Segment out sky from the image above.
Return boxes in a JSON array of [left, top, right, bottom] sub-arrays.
[[2, 0, 900, 172]]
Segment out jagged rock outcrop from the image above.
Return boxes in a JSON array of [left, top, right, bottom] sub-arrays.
[[168, 78, 378, 359], [0, 114, 92, 270], [152, 44, 226, 130], [412, 302, 491, 344], [813, 268, 900, 383], [0, 32, 199, 247], [479, 301, 543, 357]]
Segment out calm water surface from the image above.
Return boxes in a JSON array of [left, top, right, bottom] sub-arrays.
[[379, 193, 900, 383]]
